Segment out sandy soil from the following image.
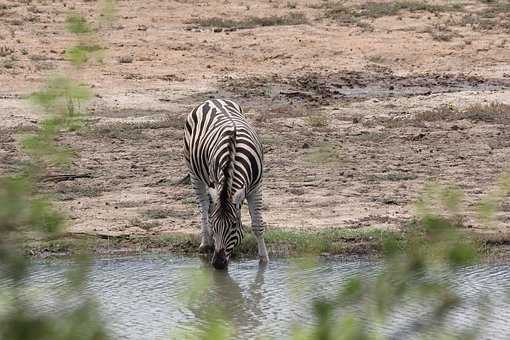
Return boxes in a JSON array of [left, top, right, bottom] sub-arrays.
[[1, 0, 510, 238]]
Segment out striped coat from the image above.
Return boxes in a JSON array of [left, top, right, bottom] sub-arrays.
[[184, 99, 268, 269]]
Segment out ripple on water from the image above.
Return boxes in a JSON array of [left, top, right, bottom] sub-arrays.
[[3, 255, 510, 340]]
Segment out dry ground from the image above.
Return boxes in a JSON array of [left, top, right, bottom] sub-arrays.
[[1, 0, 510, 239]]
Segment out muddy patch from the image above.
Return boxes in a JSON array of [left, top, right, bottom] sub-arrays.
[[219, 71, 510, 106]]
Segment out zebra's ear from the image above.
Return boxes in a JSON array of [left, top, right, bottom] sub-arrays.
[[233, 189, 246, 207], [209, 187, 219, 204]]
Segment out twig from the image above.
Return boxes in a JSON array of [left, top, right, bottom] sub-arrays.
[[43, 173, 93, 182]]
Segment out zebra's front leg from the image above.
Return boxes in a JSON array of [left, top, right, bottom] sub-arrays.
[[191, 176, 213, 253], [247, 187, 269, 263]]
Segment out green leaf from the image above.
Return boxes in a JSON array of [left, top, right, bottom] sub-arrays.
[[65, 46, 90, 65], [65, 14, 91, 34], [448, 242, 478, 267]]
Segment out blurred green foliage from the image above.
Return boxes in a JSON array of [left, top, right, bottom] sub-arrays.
[[179, 183, 486, 340], [288, 184, 482, 340], [25, 13, 94, 165], [99, 0, 118, 25], [65, 14, 92, 34], [0, 3, 115, 340]]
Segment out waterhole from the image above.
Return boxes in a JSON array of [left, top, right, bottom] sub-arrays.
[[3, 256, 510, 339]]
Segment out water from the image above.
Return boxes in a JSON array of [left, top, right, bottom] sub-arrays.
[[3, 255, 510, 339]]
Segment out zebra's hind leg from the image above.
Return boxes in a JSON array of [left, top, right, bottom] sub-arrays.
[[247, 187, 269, 263], [190, 175, 213, 253]]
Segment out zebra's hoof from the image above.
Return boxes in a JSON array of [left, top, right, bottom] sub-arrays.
[[199, 244, 214, 254], [259, 255, 269, 264]]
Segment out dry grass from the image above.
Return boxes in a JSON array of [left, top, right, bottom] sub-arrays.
[[81, 118, 182, 140], [461, 102, 510, 124], [376, 102, 510, 128], [143, 209, 169, 219], [414, 104, 456, 122], [129, 217, 161, 231], [55, 183, 103, 201], [322, 1, 461, 21], [447, 2, 510, 33], [424, 24, 457, 41], [0, 46, 14, 57], [304, 114, 329, 128], [304, 144, 342, 163], [143, 208, 192, 220], [414, 102, 510, 124], [188, 12, 308, 29], [81, 123, 145, 140], [118, 55, 133, 64]]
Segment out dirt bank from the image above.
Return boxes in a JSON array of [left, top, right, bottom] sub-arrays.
[[1, 0, 510, 244]]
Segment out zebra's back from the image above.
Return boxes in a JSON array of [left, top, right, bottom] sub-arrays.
[[184, 99, 263, 195]]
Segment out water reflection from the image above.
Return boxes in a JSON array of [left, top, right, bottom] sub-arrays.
[[3, 256, 510, 340], [187, 259, 267, 335]]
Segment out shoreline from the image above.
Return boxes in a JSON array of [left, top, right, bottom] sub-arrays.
[[23, 228, 510, 262]]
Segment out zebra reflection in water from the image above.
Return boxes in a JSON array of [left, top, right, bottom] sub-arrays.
[[186, 259, 267, 335]]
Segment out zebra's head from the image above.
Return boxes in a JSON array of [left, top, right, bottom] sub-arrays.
[[209, 188, 245, 270]]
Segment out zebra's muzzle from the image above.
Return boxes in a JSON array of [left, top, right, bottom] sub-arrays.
[[212, 249, 229, 270]]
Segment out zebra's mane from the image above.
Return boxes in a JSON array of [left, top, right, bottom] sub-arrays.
[[219, 127, 236, 206]]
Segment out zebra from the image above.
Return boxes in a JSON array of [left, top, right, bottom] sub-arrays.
[[184, 98, 269, 269]]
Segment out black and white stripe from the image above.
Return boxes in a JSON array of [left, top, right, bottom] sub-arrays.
[[184, 99, 268, 269]]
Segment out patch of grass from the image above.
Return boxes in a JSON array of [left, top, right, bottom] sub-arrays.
[[188, 12, 308, 29], [352, 131, 389, 142], [480, 1, 510, 18], [118, 55, 133, 63], [378, 172, 418, 181], [21, 228, 510, 259], [287, 1, 297, 9], [415, 102, 510, 124], [414, 103, 455, 122], [0, 45, 14, 57], [55, 183, 103, 200], [449, 2, 510, 33], [304, 114, 329, 127], [65, 14, 92, 34], [23, 235, 99, 256], [128, 217, 160, 231], [367, 55, 386, 64], [462, 102, 510, 124], [322, 1, 460, 22], [138, 234, 200, 252], [143, 209, 169, 219], [81, 123, 144, 140], [143, 208, 191, 219], [424, 24, 457, 41], [235, 228, 397, 257], [81, 118, 183, 140], [359, 1, 445, 18], [21, 229, 393, 258], [377, 117, 411, 129], [304, 144, 341, 163], [1, 55, 16, 69], [322, 3, 362, 25]]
